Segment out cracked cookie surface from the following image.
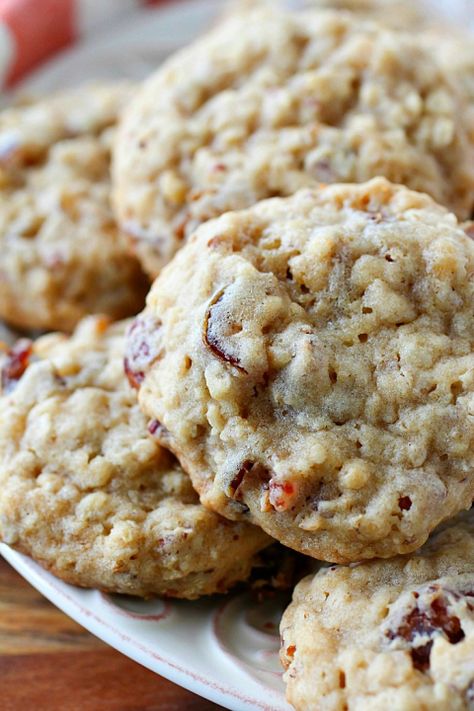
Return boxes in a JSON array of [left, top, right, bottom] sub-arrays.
[[0, 316, 270, 598], [129, 179, 474, 562], [113, 8, 474, 277], [280, 511, 474, 711], [0, 83, 147, 331]]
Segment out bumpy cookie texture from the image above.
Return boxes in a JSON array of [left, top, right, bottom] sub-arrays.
[[0, 316, 270, 598], [0, 83, 148, 331], [130, 179, 474, 562], [226, 0, 429, 30], [280, 512, 474, 711], [113, 8, 474, 277], [428, 34, 474, 125]]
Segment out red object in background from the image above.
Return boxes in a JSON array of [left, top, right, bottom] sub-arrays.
[[0, 0, 76, 86], [0, 0, 177, 88]]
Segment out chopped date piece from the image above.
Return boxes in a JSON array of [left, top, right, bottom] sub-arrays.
[[203, 289, 247, 374], [1, 339, 33, 393], [124, 316, 162, 389], [148, 419, 161, 435], [228, 460, 254, 498], [124, 356, 144, 390], [410, 641, 434, 672], [398, 496, 412, 511], [228, 460, 271, 501], [385, 586, 466, 672], [147, 418, 171, 441]]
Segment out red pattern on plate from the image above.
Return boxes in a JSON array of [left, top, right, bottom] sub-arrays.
[[99, 592, 172, 622], [10, 550, 284, 711], [212, 592, 284, 681]]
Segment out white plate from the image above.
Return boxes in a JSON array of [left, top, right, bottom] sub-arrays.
[[1, 544, 291, 711]]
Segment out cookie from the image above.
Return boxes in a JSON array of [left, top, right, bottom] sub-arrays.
[[127, 178, 474, 563], [280, 511, 474, 711], [0, 316, 270, 598], [225, 0, 429, 31], [429, 34, 474, 104], [0, 83, 148, 332], [113, 8, 474, 277]]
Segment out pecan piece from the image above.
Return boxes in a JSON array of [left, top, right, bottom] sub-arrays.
[[1, 339, 33, 393], [268, 479, 297, 512]]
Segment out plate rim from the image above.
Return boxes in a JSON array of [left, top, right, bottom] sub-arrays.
[[1, 544, 290, 711]]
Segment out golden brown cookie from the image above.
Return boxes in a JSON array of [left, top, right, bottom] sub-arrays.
[[0, 316, 270, 598], [113, 8, 474, 277], [225, 0, 429, 30], [280, 512, 474, 711], [0, 83, 148, 331], [127, 179, 474, 563]]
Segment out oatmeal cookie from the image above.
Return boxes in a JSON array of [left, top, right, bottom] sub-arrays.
[[225, 0, 429, 31], [128, 179, 474, 562], [113, 8, 474, 277], [0, 316, 270, 598], [429, 34, 474, 104], [0, 83, 148, 331], [280, 511, 474, 711]]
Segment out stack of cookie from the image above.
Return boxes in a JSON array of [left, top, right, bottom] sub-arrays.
[[0, 1, 473, 708]]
